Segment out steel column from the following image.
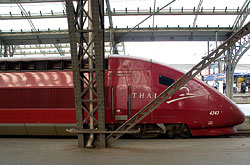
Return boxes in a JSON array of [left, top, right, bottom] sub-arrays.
[[226, 48, 233, 99], [105, 0, 117, 54], [225, 33, 250, 98], [4, 45, 7, 57], [65, 0, 106, 148], [207, 40, 211, 74], [0, 45, 2, 57]]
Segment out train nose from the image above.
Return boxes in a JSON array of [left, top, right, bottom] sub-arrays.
[[227, 104, 245, 126]]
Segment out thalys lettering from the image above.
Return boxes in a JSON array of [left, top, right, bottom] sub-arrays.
[[132, 87, 202, 105], [132, 92, 157, 99]]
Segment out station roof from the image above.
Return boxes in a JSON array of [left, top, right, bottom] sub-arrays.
[[0, 0, 249, 64], [0, 0, 248, 33]]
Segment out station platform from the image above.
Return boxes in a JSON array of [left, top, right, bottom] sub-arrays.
[[233, 93, 250, 104], [0, 137, 250, 165]]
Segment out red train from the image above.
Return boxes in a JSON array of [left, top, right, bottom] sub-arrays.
[[0, 55, 245, 137]]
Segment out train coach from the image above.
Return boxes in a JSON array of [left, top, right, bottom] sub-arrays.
[[0, 55, 245, 137]]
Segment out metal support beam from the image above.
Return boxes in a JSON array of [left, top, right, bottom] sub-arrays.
[[116, 0, 176, 43], [0, 27, 233, 45], [15, 2, 65, 56], [9, 45, 15, 57], [192, 0, 203, 27], [215, 31, 223, 73], [106, 21, 250, 146], [231, 34, 250, 70], [152, 0, 156, 27], [0, 39, 16, 58], [0, 8, 243, 20], [109, 8, 243, 16], [226, 48, 233, 99], [66, 0, 106, 148], [0, 45, 2, 57], [4, 45, 7, 57], [105, 0, 117, 54], [16, 3, 36, 31], [232, 0, 250, 31], [225, 33, 250, 98], [54, 44, 65, 56], [207, 40, 211, 74]]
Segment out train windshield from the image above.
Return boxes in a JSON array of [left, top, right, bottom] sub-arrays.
[[159, 75, 175, 86]]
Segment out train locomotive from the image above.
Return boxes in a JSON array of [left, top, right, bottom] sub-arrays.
[[0, 55, 245, 137]]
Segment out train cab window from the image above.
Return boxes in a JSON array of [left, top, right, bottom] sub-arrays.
[[159, 75, 175, 86], [104, 59, 108, 70]]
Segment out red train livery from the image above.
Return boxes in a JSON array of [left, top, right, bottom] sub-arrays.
[[0, 55, 245, 137]]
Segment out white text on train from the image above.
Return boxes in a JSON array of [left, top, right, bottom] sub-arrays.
[[132, 93, 157, 99]]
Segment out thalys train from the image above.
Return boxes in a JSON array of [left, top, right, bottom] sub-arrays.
[[0, 55, 245, 137]]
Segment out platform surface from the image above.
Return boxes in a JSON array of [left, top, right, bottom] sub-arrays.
[[1, 137, 250, 165]]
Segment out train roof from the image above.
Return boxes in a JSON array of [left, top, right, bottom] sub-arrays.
[[0, 55, 72, 62], [0, 54, 170, 68]]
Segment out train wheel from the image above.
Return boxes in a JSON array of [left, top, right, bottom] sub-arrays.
[[129, 124, 191, 139], [166, 124, 191, 138], [129, 124, 162, 139], [131, 133, 160, 139]]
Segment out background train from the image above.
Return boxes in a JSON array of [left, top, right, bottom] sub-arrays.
[[0, 55, 245, 137]]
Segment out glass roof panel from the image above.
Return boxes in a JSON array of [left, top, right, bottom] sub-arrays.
[[0, 0, 249, 64], [0, 0, 247, 30]]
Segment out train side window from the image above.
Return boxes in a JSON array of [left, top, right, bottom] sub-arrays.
[[159, 75, 175, 86]]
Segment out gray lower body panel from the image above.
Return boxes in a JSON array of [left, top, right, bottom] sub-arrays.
[[0, 123, 76, 136]]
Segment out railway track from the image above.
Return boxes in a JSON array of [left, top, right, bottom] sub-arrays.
[[233, 131, 250, 137]]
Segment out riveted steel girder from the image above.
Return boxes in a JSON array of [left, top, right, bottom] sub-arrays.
[[66, 0, 105, 148], [233, 0, 250, 31], [0, 27, 232, 45], [0, 9, 242, 21], [225, 33, 250, 99]]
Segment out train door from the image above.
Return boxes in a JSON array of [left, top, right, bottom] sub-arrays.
[[109, 72, 132, 121]]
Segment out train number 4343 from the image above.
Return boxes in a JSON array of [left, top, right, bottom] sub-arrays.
[[209, 111, 220, 116]]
